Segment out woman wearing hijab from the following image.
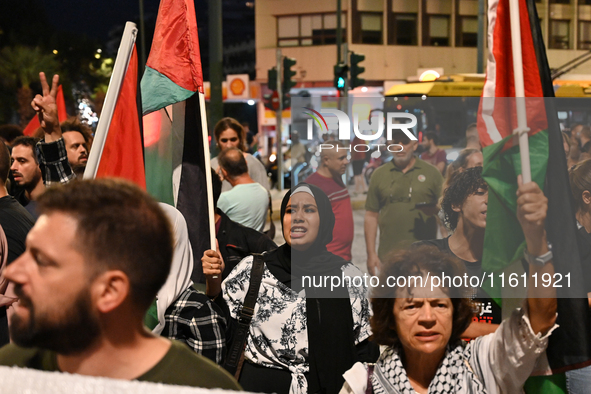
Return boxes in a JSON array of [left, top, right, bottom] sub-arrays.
[[205, 183, 374, 394]]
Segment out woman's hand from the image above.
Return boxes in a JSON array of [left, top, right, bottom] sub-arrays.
[[203, 243, 225, 298]]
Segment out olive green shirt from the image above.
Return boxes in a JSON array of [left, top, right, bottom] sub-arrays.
[[0, 340, 240, 390], [366, 158, 443, 259]]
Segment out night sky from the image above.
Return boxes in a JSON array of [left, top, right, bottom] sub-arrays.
[[42, 0, 161, 41]]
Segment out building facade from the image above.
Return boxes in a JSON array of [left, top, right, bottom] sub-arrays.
[[255, 0, 591, 87]]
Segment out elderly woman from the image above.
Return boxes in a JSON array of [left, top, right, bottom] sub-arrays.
[[204, 183, 375, 394], [341, 178, 557, 394]]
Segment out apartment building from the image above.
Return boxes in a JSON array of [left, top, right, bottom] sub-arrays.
[[255, 0, 591, 87]]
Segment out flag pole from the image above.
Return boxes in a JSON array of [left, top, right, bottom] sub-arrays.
[[509, 0, 532, 183], [85, 22, 138, 180], [198, 92, 217, 252]]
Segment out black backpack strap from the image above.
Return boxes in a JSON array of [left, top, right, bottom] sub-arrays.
[[223, 253, 265, 378]]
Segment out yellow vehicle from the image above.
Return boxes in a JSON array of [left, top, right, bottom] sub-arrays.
[[383, 74, 591, 141]]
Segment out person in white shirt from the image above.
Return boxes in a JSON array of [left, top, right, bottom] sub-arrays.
[[217, 148, 268, 232]]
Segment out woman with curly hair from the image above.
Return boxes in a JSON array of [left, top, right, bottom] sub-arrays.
[[341, 177, 558, 393]]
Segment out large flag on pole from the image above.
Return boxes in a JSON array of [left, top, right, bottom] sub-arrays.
[[84, 22, 145, 189], [23, 85, 67, 136], [478, 0, 591, 387], [141, 0, 216, 282], [140, 0, 202, 114]]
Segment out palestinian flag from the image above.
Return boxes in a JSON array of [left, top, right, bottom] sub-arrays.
[[84, 22, 145, 189], [478, 0, 591, 389], [140, 0, 202, 115], [141, 0, 215, 282], [23, 85, 67, 136]]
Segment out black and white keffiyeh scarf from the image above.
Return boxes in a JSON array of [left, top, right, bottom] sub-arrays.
[[370, 345, 487, 394]]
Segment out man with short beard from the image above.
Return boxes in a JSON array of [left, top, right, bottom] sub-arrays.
[[0, 141, 34, 347], [0, 179, 240, 389], [10, 136, 44, 219], [60, 118, 90, 177], [365, 130, 443, 276]]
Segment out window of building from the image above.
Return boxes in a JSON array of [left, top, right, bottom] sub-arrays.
[[355, 12, 383, 44], [579, 21, 591, 49], [549, 0, 571, 4], [389, 13, 418, 45], [549, 20, 570, 49], [424, 15, 450, 46], [456, 16, 478, 47], [277, 13, 346, 47]]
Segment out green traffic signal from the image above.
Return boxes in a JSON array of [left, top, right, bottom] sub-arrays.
[[282, 57, 297, 92], [268, 67, 278, 91], [333, 63, 347, 90], [350, 52, 366, 89]]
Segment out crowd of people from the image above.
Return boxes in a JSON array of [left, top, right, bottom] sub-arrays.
[[0, 71, 587, 394]]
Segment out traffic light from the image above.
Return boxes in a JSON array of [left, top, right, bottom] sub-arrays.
[[333, 63, 347, 89], [283, 93, 291, 109], [350, 52, 366, 89], [263, 93, 274, 111], [282, 57, 297, 93], [268, 67, 278, 91]]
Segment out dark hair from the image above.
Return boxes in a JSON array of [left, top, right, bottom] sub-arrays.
[[371, 246, 474, 348], [12, 137, 41, 164], [441, 166, 487, 231], [0, 141, 10, 184], [211, 168, 222, 207], [37, 179, 174, 311], [424, 132, 438, 145], [60, 117, 93, 144], [213, 117, 247, 152], [443, 148, 481, 191], [569, 159, 591, 212], [218, 147, 248, 178], [0, 125, 24, 144]]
